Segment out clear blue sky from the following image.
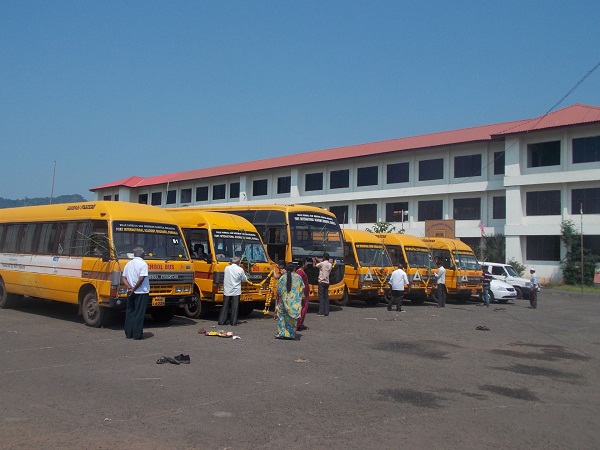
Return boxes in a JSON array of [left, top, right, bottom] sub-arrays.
[[2, 1, 599, 200]]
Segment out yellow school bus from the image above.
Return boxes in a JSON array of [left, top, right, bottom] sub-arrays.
[[375, 233, 435, 304], [0, 201, 194, 327], [421, 237, 482, 300], [341, 229, 393, 306], [165, 209, 272, 318], [194, 204, 346, 302]]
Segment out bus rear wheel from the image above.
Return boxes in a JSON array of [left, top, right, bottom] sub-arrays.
[[0, 279, 17, 309], [82, 291, 109, 328]]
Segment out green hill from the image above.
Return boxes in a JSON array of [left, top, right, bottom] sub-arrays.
[[0, 194, 88, 209]]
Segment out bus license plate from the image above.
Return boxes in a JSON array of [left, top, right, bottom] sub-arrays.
[[152, 297, 166, 307], [241, 294, 253, 302]]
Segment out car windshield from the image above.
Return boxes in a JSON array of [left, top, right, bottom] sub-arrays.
[[211, 230, 269, 263], [405, 247, 433, 268], [456, 252, 480, 270], [505, 265, 519, 277], [112, 221, 189, 260], [289, 212, 343, 259], [355, 244, 392, 267]]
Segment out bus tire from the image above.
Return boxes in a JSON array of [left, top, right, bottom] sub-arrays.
[[341, 286, 350, 306], [0, 279, 18, 309], [238, 301, 255, 317], [150, 306, 176, 323], [82, 290, 109, 328], [183, 290, 202, 319]]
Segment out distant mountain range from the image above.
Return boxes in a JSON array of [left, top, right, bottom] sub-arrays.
[[0, 194, 88, 209]]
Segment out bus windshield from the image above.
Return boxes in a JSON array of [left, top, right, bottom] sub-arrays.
[[405, 247, 433, 268], [289, 212, 343, 259], [112, 221, 189, 260], [211, 229, 269, 263], [456, 252, 480, 270], [355, 244, 391, 267]]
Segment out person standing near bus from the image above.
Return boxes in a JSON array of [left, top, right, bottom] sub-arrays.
[[296, 258, 311, 330], [122, 247, 150, 340], [218, 256, 248, 326], [387, 263, 409, 313], [434, 259, 446, 308], [314, 253, 332, 317]]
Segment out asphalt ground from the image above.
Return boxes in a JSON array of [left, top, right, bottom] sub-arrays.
[[1, 290, 599, 450]]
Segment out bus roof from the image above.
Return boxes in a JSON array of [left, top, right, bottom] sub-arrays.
[[165, 209, 259, 232], [342, 229, 387, 245], [0, 201, 179, 224], [374, 233, 428, 248], [421, 237, 474, 252]]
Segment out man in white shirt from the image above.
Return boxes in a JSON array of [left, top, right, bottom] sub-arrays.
[[122, 247, 150, 340], [434, 259, 446, 308], [218, 256, 248, 326], [387, 263, 409, 313]]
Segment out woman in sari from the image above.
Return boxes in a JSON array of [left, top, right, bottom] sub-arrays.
[[274, 263, 303, 340], [295, 258, 310, 331]]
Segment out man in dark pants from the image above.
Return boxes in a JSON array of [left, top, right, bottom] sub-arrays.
[[122, 247, 150, 340], [218, 256, 248, 326], [434, 259, 446, 308], [387, 263, 409, 312], [528, 267, 539, 309]]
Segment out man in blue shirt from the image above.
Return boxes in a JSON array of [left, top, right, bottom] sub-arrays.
[[528, 268, 539, 309]]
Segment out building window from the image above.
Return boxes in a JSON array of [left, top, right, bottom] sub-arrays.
[[151, 192, 162, 206], [357, 166, 378, 187], [330, 205, 349, 224], [179, 189, 191, 204], [196, 186, 208, 202], [453, 198, 480, 220], [387, 162, 409, 184], [356, 204, 377, 223], [385, 202, 409, 222], [493, 196, 506, 219], [229, 182, 240, 199], [572, 188, 600, 214], [330, 169, 349, 189], [213, 184, 226, 200], [419, 158, 444, 181], [166, 190, 176, 205], [253, 179, 268, 196], [277, 176, 291, 194], [103, 195, 111, 201], [138, 194, 148, 204], [418, 200, 443, 221], [114, 194, 119, 201], [494, 151, 505, 175], [454, 154, 481, 178], [526, 190, 561, 216], [526, 235, 560, 261], [528, 141, 561, 167], [305, 172, 323, 191], [573, 135, 600, 163]]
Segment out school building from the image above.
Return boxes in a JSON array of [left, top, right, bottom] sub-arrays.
[[91, 103, 600, 283]]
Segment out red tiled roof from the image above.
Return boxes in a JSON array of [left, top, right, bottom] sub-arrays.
[[90, 103, 600, 191]]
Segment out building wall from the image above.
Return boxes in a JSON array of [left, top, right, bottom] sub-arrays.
[[95, 123, 600, 284]]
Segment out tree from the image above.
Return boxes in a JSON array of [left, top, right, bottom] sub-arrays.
[[470, 234, 506, 263], [365, 222, 397, 233], [560, 219, 598, 285]]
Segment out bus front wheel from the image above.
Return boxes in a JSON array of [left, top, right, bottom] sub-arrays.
[[150, 306, 176, 323], [183, 290, 202, 319], [82, 291, 109, 328]]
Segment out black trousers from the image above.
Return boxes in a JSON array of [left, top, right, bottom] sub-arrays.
[[219, 294, 240, 325], [436, 284, 446, 307], [529, 288, 537, 308], [124, 293, 148, 339], [387, 290, 404, 310]]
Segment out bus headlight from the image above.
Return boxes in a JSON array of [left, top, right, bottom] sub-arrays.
[[118, 287, 128, 295], [175, 286, 183, 293], [184, 286, 191, 293]]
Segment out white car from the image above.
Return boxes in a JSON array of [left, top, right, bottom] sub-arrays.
[[486, 279, 518, 303]]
